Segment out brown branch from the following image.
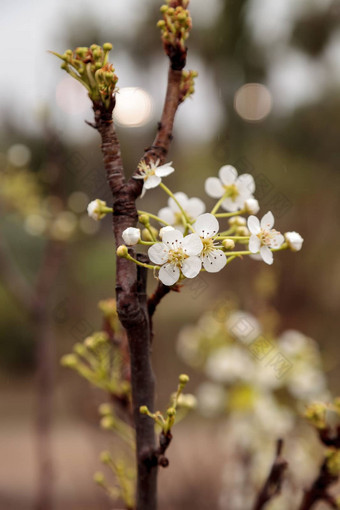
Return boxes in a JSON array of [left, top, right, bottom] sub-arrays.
[[91, 19, 188, 509], [299, 458, 338, 510], [129, 255, 157, 510], [128, 65, 184, 198], [252, 439, 288, 510]]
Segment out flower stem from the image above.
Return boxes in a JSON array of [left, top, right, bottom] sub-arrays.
[[214, 208, 245, 218], [138, 210, 169, 226], [126, 253, 157, 271], [159, 182, 190, 225]]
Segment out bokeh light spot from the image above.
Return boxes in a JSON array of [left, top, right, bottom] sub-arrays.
[[56, 76, 89, 116], [114, 87, 152, 127], [7, 144, 31, 167], [68, 191, 89, 213], [234, 83, 272, 122]]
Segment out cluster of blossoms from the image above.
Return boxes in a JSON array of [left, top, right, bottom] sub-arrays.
[[177, 302, 331, 510], [87, 160, 303, 286]]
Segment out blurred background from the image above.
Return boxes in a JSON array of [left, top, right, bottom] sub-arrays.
[[1, 0, 340, 509]]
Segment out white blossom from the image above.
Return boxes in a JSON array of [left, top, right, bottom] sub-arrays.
[[193, 213, 227, 273], [205, 165, 255, 212], [196, 382, 227, 417], [244, 197, 260, 215], [226, 311, 261, 344], [148, 228, 203, 286], [158, 192, 205, 232], [248, 211, 284, 265], [205, 346, 254, 383], [285, 231, 304, 252], [122, 227, 141, 246], [133, 159, 174, 196], [87, 199, 107, 220]]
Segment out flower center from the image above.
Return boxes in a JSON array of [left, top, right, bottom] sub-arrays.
[[258, 229, 276, 246], [223, 183, 239, 201], [201, 237, 215, 256], [168, 247, 188, 266]]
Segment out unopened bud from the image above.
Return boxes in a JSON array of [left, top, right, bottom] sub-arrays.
[[116, 245, 128, 257], [103, 42, 113, 51], [60, 354, 78, 368], [222, 239, 235, 250], [100, 451, 112, 464], [179, 374, 189, 385]]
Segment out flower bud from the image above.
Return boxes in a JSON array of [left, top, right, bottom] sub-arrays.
[[100, 451, 112, 464], [167, 407, 176, 417], [140, 405, 149, 415], [73, 343, 86, 356], [103, 42, 113, 51], [116, 245, 128, 257], [159, 226, 175, 239], [60, 354, 78, 368], [99, 403, 112, 416], [100, 416, 115, 429], [87, 198, 108, 220], [326, 449, 340, 476], [235, 226, 249, 236], [122, 227, 141, 246], [93, 472, 105, 485], [222, 239, 235, 250], [138, 214, 150, 225], [142, 227, 158, 242], [284, 231, 303, 252], [179, 374, 189, 385], [244, 198, 260, 215]]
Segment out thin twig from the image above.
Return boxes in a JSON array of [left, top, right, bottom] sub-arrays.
[[252, 439, 288, 510]]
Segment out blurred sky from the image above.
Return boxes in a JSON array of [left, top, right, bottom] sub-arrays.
[[1, 0, 340, 143]]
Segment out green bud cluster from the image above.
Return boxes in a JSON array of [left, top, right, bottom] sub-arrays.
[[139, 373, 191, 434], [157, 1, 192, 56], [326, 448, 340, 477], [52, 43, 118, 109], [179, 69, 198, 103], [305, 402, 327, 430], [60, 327, 131, 399]]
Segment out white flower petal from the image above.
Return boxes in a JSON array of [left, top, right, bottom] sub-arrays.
[[187, 197, 206, 218], [247, 216, 261, 234], [270, 232, 285, 249], [249, 235, 261, 253], [182, 233, 203, 256], [219, 165, 238, 185], [155, 163, 175, 177], [148, 243, 169, 265], [261, 211, 274, 230], [193, 213, 219, 239], [181, 256, 202, 279], [237, 173, 255, 194], [205, 177, 224, 198], [140, 186, 146, 198], [168, 192, 188, 212], [159, 263, 180, 285], [203, 249, 226, 273], [162, 229, 183, 248], [144, 174, 161, 189], [260, 246, 273, 265], [158, 207, 176, 225], [221, 197, 241, 212]]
